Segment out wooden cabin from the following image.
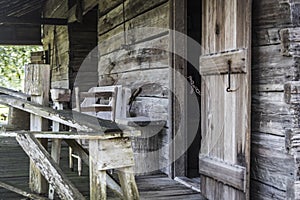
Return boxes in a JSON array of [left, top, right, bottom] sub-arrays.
[[0, 0, 299, 199]]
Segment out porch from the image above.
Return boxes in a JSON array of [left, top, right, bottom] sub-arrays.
[[0, 137, 204, 200]]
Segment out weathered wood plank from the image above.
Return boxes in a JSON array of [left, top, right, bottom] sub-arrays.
[[98, 68, 169, 99], [0, 87, 30, 101], [250, 180, 286, 200], [16, 133, 85, 200], [200, 49, 247, 75], [199, 156, 246, 191], [98, 0, 168, 35], [252, 0, 292, 28], [0, 130, 140, 140], [251, 132, 295, 191], [98, 35, 169, 75], [0, 94, 128, 132], [252, 45, 296, 85], [99, 3, 170, 55]]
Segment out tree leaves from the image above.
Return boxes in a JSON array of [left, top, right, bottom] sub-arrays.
[[0, 46, 42, 90]]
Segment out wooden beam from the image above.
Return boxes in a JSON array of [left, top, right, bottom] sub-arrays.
[[199, 156, 246, 191], [0, 181, 48, 200], [16, 133, 85, 200], [0, 17, 68, 25], [200, 49, 247, 76], [0, 130, 139, 140], [0, 94, 127, 132], [0, 86, 30, 101]]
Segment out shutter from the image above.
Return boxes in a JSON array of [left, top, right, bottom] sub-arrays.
[[199, 0, 251, 199]]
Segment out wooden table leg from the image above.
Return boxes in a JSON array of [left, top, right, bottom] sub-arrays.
[[90, 140, 107, 200], [118, 167, 140, 200]]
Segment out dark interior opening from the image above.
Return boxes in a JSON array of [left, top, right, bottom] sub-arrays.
[[186, 0, 202, 178], [68, 3, 98, 91]]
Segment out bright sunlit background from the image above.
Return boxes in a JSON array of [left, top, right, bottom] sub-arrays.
[[0, 46, 42, 124]]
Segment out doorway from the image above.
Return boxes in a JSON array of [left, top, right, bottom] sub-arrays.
[[186, 0, 202, 178]]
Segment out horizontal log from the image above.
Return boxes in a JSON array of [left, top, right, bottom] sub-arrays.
[[251, 135, 295, 191], [98, 0, 168, 35], [200, 49, 247, 76], [199, 156, 246, 191], [250, 180, 286, 200], [0, 17, 68, 25], [253, 0, 291, 28], [99, 68, 169, 99], [252, 84, 284, 92], [252, 45, 296, 85], [253, 27, 281, 47], [98, 3, 170, 55], [0, 130, 140, 140]]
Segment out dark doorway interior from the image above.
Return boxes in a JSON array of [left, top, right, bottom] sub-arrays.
[[186, 0, 202, 178]]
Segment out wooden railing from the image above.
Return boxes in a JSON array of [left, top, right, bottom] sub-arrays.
[[0, 86, 140, 200]]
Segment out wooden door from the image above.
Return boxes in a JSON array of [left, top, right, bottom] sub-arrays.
[[199, 0, 251, 199]]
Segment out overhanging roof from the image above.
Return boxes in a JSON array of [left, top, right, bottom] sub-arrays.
[[0, 0, 98, 45], [0, 0, 44, 45]]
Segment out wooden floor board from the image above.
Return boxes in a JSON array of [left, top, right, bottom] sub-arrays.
[[0, 137, 204, 199]]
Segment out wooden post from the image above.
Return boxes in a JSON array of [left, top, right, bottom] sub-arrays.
[[89, 140, 107, 200], [48, 89, 70, 199], [89, 138, 139, 200], [118, 167, 140, 200], [25, 64, 50, 194]]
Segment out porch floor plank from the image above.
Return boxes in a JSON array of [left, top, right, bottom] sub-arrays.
[[0, 137, 205, 200]]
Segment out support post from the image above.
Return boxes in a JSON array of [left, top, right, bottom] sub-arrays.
[[48, 89, 70, 199], [25, 64, 51, 194]]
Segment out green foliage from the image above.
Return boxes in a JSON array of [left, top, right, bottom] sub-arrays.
[[0, 46, 42, 90]]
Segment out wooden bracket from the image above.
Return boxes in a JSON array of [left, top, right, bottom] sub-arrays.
[[199, 156, 246, 192], [200, 49, 247, 76]]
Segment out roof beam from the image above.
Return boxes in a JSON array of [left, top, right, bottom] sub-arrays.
[[0, 17, 68, 25]]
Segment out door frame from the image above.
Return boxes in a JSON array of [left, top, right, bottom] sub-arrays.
[[169, 0, 188, 178]]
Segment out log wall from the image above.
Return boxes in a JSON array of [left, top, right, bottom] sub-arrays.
[[251, 0, 300, 199], [98, 0, 171, 175], [42, 0, 98, 91], [42, 0, 70, 89]]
